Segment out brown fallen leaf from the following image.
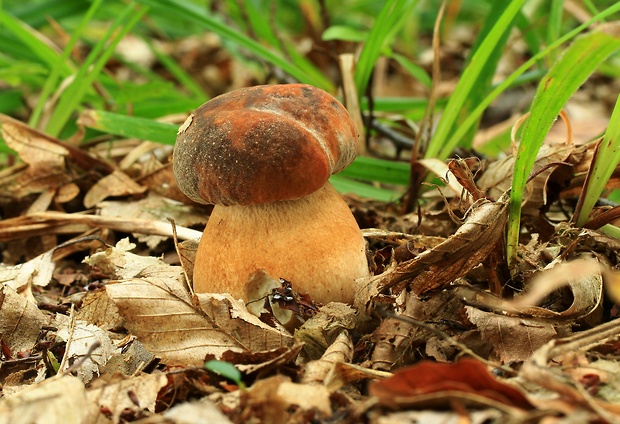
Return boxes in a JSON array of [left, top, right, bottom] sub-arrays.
[[368, 195, 509, 298], [83, 169, 147, 209], [90, 239, 293, 365], [86, 373, 168, 423], [0, 375, 96, 424], [369, 358, 534, 410], [236, 375, 332, 424], [0, 286, 48, 354], [301, 330, 354, 387], [465, 306, 560, 363]]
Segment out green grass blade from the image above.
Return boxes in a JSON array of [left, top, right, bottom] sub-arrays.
[[441, 3, 620, 165], [143, 37, 207, 103], [576, 93, 620, 226], [45, 3, 148, 137], [330, 174, 402, 201], [507, 26, 620, 266], [426, 0, 526, 160], [29, 0, 104, 129], [135, 0, 332, 91], [0, 10, 71, 72], [354, 0, 419, 98], [339, 156, 410, 186], [79, 110, 178, 144]]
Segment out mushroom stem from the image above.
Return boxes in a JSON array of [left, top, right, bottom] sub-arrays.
[[192, 182, 369, 304]]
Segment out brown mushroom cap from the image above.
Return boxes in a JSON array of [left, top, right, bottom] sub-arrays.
[[173, 84, 358, 206]]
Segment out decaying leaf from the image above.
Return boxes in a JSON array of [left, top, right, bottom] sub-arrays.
[[369, 358, 534, 410], [54, 314, 115, 384], [465, 306, 561, 363], [0, 375, 95, 424], [0, 248, 56, 304], [86, 373, 168, 423], [368, 195, 509, 298], [237, 375, 332, 424], [301, 330, 354, 387], [0, 285, 47, 353], [83, 169, 147, 209]]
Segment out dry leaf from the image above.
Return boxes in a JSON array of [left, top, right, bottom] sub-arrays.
[[0, 376, 95, 424], [238, 375, 332, 424], [301, 330, 354, 387], [161, 398, 233, 424], [369, 358, 533, 410], [0, 285, 47, 353], [83, 169, 147, 209], [294, 302, 359, 360], [86, 373, 168, 423], [54, 314, 116, 384], [465, 306, 560, 363], [372, 196, 509, 296], [0, 248, 56, 304], [105, 279, 293, 365], [75, 289, 124, 331]]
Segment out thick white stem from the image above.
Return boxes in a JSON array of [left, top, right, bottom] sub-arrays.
[[192, 182, 369, 304]]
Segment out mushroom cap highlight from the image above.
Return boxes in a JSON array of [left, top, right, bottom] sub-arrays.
[[173, 84, 359, 206]]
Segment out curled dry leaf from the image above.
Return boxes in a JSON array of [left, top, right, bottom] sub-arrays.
[[368, 195, 509, 299], [0, 248, 55, 304], [507, 258, 603, 320], [295, 302, 359, 360], [369, 358, 534, 410], [301, 330, 354, 387], [0, 285, 47, 353]]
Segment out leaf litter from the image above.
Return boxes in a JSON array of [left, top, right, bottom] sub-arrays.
[[2, 60, 620, 424]]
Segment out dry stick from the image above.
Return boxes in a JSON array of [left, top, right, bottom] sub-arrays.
[[169, 218, 194, 297], [0, 211, 202, 242], [403, 1, 445, 213], [339, 53, 367, 156]]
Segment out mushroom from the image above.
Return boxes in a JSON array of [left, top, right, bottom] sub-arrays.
[[173, 84, 369, 305]]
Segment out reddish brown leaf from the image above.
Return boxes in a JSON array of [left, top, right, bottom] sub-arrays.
[[369, 358, 533, 410]]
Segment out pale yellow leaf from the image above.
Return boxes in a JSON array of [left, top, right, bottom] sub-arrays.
[[0, 376, 93, 424]]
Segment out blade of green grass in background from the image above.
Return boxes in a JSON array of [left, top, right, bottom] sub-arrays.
[[545, 0, 563, 64], [354, 0, 419, 98], [79, 110, 178, 144], [425, 0, 526, 160], [135, 0, 333, 91], [143, 37, 208, 103], [451, 0, 522, 149], [44, 2, 148, 137], [575, 93, 620, 227], [506, 26, 620, 267], [29, 0, 104, 129], [440, 3, 620, 163], [0, 9, 73, 73]]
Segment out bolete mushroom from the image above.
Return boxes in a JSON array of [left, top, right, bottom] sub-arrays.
[[173, 84, 369, 305]]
